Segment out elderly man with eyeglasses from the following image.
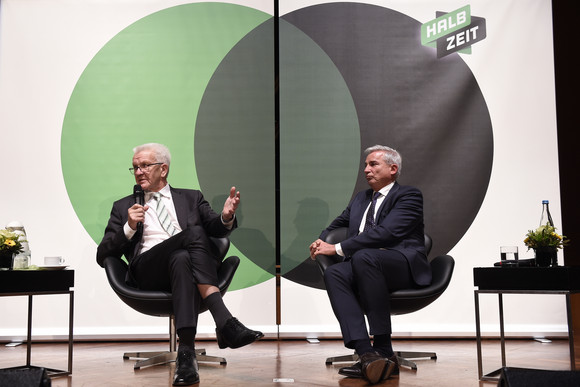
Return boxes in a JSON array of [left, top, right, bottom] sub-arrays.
[[97, 143, 262, 386]]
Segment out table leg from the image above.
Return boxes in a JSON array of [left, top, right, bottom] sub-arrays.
[[26, 295, 33, 367], [68, 291, 74, 373], [498, 293, 506, 367], [474, 291, 484, 380], [566, 293, 576, 370]]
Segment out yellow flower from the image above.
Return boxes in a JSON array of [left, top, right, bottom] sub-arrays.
[[0, 229, 25, 255], [4, 239, 16, 247]]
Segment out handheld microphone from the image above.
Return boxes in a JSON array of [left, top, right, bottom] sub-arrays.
[[133, 184, 144, 233]]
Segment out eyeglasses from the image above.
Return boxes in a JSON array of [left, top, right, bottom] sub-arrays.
[[129, 162, 163, 175]]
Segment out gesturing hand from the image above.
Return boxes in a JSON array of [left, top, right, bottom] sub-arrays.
[[222, 186, 240, 222]]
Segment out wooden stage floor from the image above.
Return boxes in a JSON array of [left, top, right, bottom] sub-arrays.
[[0, 338, 572, 386]]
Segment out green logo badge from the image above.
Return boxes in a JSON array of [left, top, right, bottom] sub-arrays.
[[421, 5, 486, 58]]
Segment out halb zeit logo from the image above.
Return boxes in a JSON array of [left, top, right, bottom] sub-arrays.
[[421, 5, 487, 58]]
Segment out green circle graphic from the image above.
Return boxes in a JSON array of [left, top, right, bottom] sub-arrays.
[[61, 3, 272, 290]]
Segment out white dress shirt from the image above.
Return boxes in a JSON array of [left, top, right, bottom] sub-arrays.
[[124, 184, 181, 255], [335, 182, 394, 257], [123, 184, 234, 256]]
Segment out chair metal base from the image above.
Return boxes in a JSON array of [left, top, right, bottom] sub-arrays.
[[124, 348, 227, 369], [325, 353, 358, 365], [325, 350, 437, 371], [122, 316, 227, 369], [124, 350, 176, 369], [395, 350, 437, 371]]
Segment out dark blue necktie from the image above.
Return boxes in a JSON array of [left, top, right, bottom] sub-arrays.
[[363, 192, 380, 232]]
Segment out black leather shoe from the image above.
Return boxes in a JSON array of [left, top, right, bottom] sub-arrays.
[[360, 351, 395, 384], [216, 317, 264, 349], [338, 361, 363, 378], [173, 348, 199, 386], [387, 354, 400, 376], [339, 353, 399, 381], [339, 354, 399, 379]]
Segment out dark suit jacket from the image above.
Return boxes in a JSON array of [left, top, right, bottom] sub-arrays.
[[319, 182, 431, 286], [96, 186, 235, 267]]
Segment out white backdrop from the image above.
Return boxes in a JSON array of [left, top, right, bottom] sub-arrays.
[[0, 0, 564, 341]]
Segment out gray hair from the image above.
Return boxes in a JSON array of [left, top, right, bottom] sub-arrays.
[[133, 143, 171, 166], [364, 145, 402, 179]]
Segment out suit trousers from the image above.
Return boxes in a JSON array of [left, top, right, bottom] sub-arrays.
[[324, 248, 415, 348], [128, 225, 219, 330]]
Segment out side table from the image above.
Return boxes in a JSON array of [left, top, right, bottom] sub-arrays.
[[473, 266, 580, 381], [0, 269, 74, 377]]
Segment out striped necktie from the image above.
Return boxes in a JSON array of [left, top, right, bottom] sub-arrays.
[[363, 191, 381, 232], [153, 192, 177, 236]]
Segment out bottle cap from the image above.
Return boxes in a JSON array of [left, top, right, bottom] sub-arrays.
[[542, 200, 549, 204]]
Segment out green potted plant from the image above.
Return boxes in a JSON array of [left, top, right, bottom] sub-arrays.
[[524, 225, 568, 267]]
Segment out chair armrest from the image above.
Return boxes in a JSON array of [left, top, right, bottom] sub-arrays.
[[314, 227, 349, 274], [315, 254, 343, 273], [217, 255, 240, 291], [324, 227, 349, 244]]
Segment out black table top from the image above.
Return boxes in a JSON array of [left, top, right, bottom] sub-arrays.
[[473, 266, 580, 291], [0, 269, 74, 293]]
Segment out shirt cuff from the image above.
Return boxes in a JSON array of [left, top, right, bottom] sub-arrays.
[[221, 214, 235, 230], [124, 222, 136, 240], [335, 242, 345, 257]]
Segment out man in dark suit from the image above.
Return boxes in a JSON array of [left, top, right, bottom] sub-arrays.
[[97, 143, 262, 386], [310, 145, 431, 384]]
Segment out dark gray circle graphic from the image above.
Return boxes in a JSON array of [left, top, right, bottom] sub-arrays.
[[282, 3, 493, 266]]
